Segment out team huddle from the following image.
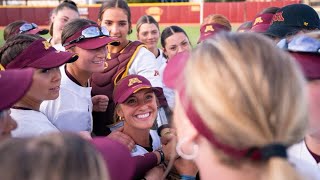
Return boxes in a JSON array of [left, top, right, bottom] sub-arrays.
[[0, 0, 320, 180]]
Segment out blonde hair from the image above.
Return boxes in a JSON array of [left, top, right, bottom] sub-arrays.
[[0, 133, 109, 180], [202, 14, 232, 31], [184, 32, 307, 180]]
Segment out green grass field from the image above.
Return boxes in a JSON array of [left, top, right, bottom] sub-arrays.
[[0, 25, 200, 48]]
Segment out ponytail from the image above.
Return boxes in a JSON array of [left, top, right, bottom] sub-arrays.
[[262, 158, 302, 180]]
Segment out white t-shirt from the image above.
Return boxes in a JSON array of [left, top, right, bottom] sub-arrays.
[[40, 65, 93, 132], [131, 130, 161, 157], [159, 62, 175, 109], [11, 109, 59, 137]]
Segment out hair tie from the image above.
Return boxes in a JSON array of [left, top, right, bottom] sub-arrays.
[[246, 143, 287, 161]]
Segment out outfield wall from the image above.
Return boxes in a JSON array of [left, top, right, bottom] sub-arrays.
[[0, 0, 301, 26]]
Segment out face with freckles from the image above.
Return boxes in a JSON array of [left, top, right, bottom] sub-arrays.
[[116, 89, 158, 130]]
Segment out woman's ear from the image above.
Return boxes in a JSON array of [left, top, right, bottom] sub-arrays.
[[50, 13, 55, 22], [116, 105, 124, 118], [97, 19, 101, 26]]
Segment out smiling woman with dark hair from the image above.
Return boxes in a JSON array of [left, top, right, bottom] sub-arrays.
[[0, 34, 78, 137], [41, 18, 116, 138]]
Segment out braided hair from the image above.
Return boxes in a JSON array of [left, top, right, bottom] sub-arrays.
[[0, 34, 41, 67]]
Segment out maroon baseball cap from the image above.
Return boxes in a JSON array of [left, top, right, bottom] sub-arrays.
[[91, 137, 135, 180], [4, 38, 78, 69], [0, 68, 34, 110], [63, 24, 119, 50], [198, 23, 231, 43], [250, 13, 274, 33], [113, 74, 159, 104]]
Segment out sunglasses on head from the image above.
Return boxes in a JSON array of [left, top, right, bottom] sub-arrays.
[[19, 23, 38, 34], [63, 26, 110, 47], [288, 35, 320, 53]]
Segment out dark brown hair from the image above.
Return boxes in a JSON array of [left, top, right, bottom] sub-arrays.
[[0, 34, 41, 67], [3, 20, 27, 41], [160, 25, 190, 48], [98, 0, 132, 34]]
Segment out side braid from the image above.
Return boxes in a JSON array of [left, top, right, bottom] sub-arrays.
[[0, 34, 40, 67]]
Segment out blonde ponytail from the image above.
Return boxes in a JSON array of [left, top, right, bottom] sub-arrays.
[[262, 158, 301, 180]]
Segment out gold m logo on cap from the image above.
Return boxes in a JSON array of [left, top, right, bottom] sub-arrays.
[[128, 77, 142, 87], [304, 22, 309, 26], [42, 41, 52, 50], [253, 17, 263, 26], [204, 25, 214, 33]]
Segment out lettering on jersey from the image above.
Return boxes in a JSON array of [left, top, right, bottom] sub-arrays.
[[304, 22, 309, 26], [154, 70, 160, 76], [253, 17, 263, 26], [42, 41, 52, 50], [128, 77, 142, 86], [204, 25, 214, 33], [272, 12, 284, 23]]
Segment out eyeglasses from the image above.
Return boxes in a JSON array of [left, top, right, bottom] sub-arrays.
[[288, 35, 320, 53], [19, 23, 38, 34], [63, 26, 110, 47]]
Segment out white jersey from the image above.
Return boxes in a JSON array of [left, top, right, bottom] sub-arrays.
[[128, 47, 163, 88], [131, 130, 161, 157], [40, 65, 93, 132], [11, 109, 59, 137], [159, 62, 175, 109]]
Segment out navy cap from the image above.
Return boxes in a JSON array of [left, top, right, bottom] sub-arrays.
[[265, 4, 320, 38]]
